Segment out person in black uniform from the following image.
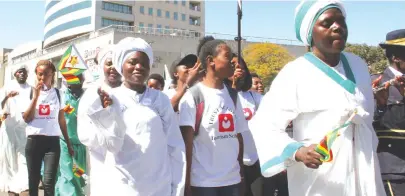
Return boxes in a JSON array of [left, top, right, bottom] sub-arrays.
[[372, 29, 405, 196]]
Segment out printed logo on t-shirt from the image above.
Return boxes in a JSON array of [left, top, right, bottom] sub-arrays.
[[218, 113, 234, 132], [243, 108, 253, 121], [39, 104, 50, 116]]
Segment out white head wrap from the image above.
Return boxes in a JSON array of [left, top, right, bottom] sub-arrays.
[[97, 46, 114, 67], [12, 64, 29, 75], [112, 37, 153, 76], [294, 0, 346, 46]]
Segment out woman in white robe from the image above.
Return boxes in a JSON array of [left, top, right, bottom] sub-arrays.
[[77, 38, 186, 196], [77, 45, 122, 196], [0, 65, 31, 194], [250, 1, 386, 195]]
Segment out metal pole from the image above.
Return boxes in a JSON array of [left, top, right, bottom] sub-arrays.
[[232, 0, 242, 89], [237, 0, 242, 65]]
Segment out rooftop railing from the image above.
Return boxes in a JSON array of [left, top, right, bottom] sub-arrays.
[[10, 25, 302, 65]]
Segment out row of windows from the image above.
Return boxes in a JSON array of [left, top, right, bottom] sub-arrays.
[[138, 23, 202, 38], [102, 18, 133, 27], [102, 2, 132, 14], [140, 7, 188, 21], [165, 0, 187, 6], [138, 23, 199, 34]]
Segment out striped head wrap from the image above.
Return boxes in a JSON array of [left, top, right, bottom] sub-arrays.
[[295, 0, 346, 46]]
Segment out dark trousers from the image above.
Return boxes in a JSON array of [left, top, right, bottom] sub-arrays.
[[191, 183, 241, 196], [25, 135, 60, 196], [263, 172, 289, 196], [384, 180, 405, 196], [244, 161, 262, 196]]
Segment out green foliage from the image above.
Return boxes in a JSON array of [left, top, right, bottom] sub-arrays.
[[243, 43, 294, 86], [344, 43, 388, 73]]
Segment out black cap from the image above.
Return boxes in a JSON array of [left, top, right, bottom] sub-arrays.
[[380, 29, 405, 49], [171, 54, 198, 69], [169, 54, 198, 80]]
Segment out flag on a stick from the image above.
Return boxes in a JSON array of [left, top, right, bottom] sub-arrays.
[[57, 44, 87, 84]]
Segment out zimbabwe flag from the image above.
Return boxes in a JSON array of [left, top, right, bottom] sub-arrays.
[[57, 44, 87, 84]]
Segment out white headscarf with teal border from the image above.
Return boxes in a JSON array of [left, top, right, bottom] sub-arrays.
[[295, 0, 346, 46]]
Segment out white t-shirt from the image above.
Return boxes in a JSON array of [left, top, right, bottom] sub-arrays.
[[179, 83, 249, 187], [25, 88, 63, 136], [238, 91, 263, 166], [163, 88, 177, 100]]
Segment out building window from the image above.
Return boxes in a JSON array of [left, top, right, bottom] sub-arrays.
[[174, 12, 178, 20], [189, 2, 201, 11], [148, 8, 153, 16], [148, 24, 153, 32], [157, 24, 162, 33], [102, 2, 132, 14], [157, 9, 162, 17], [165, 25, 170, 33], [165, 11, 170, 19], [189, 16, 200, 26], [181, 0, 186, 6], [181, 14, 186, 21], [102, 18, 131, 27], [140, 6, 144, 14], [139, 22, 144, 28], [174, 0, 178, 5]]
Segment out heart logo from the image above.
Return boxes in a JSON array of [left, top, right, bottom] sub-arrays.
[[218, 113, 234, 132], [243, 108, 253, 121], [39, 104, 50, 116]]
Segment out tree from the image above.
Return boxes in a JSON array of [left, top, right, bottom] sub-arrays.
[[344, 43, 388, 73], [243, 43, 294, 86]]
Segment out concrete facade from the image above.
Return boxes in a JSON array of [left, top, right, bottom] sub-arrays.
[[0, 48, 13, 88], [44, 0, 205, 48], [5, 25, 305, 89]]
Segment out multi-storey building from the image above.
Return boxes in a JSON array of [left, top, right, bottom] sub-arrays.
[[44, 0, 204, 48], [4, 1, 304, 88]]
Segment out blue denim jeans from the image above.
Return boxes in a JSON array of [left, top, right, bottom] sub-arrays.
[[191, 183, 240, 196]]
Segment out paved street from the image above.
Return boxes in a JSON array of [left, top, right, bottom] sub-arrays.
[[0, 190, 43, 196]]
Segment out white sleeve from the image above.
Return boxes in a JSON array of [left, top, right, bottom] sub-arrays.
[[77, 88, 126, 153], [178, 92, 196, 128], [249, 63, 302, 177], [156, 93, 186, 196], [60, 89, 66, 109], [235, 99, 249, 134]]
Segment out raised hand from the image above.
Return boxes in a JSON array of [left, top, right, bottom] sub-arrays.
[[393, 75, 405, 96], [185, 61, 204, 87], [98, 88, 113, 108], [33, 81, 43, 99], [7, 91, 19, 98]]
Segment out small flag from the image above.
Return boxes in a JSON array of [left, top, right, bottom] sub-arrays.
[[72, 162, 85, 178], [315, 109, 358, 162], [63, 104, 75, 114], [163, 64, 172, 91], [58, 44, 88, 84], [315, 129, 341, 162]]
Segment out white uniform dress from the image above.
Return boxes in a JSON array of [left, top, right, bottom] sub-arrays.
[[250, 52, 386, 196], [0, 81, 31, 193], [77, 86, 186, 196]]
